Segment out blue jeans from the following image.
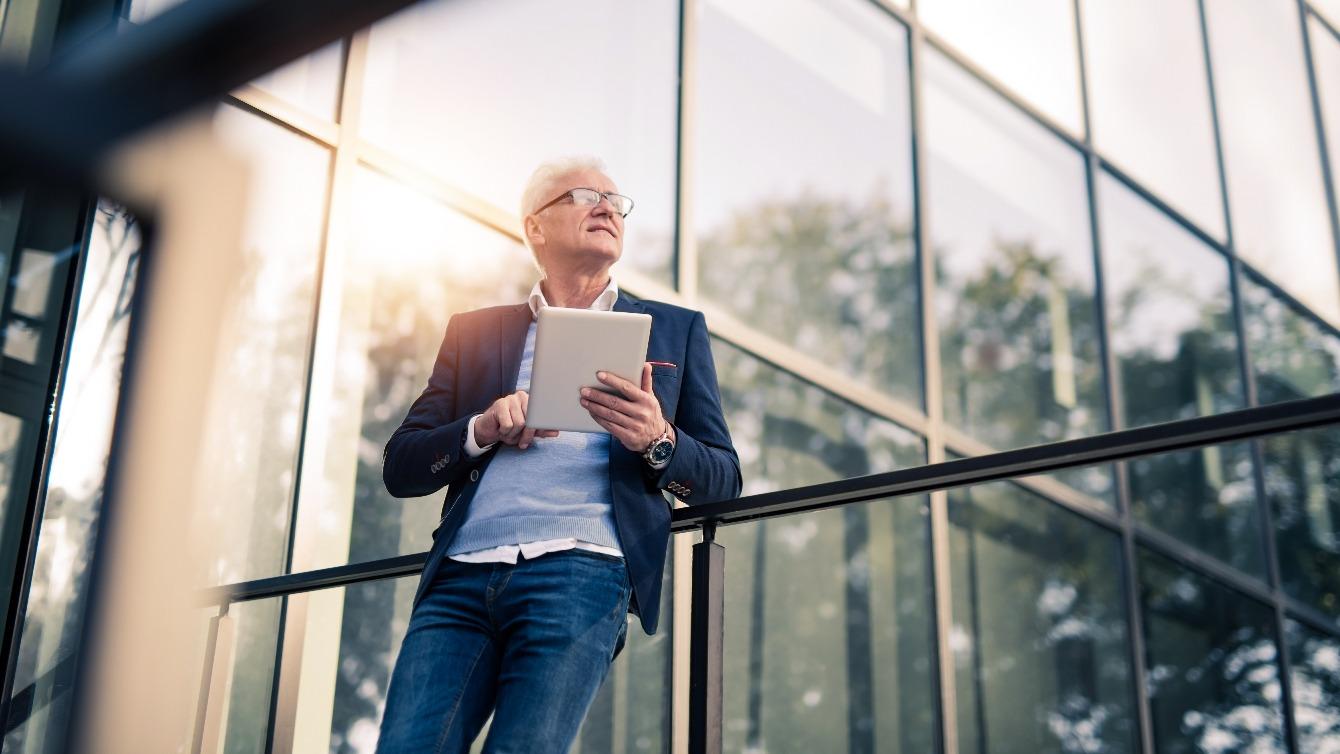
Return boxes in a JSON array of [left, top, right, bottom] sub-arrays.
[[375, 549, 632, 754]]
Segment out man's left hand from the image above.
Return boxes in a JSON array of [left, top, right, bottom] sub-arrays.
[[580, 363, 675, 453]]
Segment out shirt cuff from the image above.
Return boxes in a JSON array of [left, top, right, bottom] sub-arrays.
[[464, 414, 496, 457]]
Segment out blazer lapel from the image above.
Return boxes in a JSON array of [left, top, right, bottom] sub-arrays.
[[611, 291, 645, 315], [498, 303, 532, 394]]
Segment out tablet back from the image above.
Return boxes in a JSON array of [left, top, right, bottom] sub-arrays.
[[526, 307, 653, 433]]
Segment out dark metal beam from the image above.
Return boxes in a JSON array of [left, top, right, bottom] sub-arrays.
[[688, 525, 724, 754], [0, 0, 421, 191], [198, 551, 426, 607]]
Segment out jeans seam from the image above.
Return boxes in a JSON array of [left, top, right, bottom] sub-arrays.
[[432, 638, 490, 754]]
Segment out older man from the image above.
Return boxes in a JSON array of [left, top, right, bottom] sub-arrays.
[[376, 157, 741, 753]]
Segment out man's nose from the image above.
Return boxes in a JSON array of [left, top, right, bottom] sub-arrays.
[[593, 194, 619, 218]]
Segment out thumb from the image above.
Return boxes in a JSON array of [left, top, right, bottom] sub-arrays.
[[642, 362, 654, 393]]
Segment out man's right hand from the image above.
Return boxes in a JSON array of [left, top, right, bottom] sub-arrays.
[[473, 390, 559, 450]]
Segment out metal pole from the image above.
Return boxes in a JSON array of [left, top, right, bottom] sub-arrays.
[[191, 602, 234, 754], [688, 522, 723, 754]]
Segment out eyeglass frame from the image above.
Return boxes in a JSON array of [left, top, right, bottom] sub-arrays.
[[532, 187, 635, 219]]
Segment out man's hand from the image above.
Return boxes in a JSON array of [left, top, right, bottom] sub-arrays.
[[580, 363, 675, 453], [474, 390, 559, 450]]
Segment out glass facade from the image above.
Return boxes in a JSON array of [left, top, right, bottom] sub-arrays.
[[2, 0, 1339, 752]]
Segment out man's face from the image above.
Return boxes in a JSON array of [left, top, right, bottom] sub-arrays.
[[529, 168, 624, 270]]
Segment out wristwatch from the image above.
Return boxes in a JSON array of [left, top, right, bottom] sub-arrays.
[[643, 423, 676, 467]]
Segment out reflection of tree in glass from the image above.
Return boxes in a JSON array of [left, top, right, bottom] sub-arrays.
[[1241, 276, 1340, 405], [699, 190, 920, 406], [712, 339, 935, 754], [948, 482, 1135, 754], [1286, 622, 1340, 753], [1141, 557, 1286, 754], [1262, 427, 1340, 621], [939, 240, 1104, 454], [1102, 247, 1261, 574]]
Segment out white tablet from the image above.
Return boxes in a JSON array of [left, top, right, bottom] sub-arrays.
[[526, 306, 653, 433]]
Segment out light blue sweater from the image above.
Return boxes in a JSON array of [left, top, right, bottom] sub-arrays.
[[446, 320, 621, 555]]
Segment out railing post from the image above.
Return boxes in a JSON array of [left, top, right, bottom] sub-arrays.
[[688, 522, 724, 754], [192, 602, 236, 754]]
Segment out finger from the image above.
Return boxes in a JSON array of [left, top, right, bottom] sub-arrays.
[[536, 429, 560, 438], [582, 396, 638, 428], [641, 362, 654, 393], [581, 386, 637, 414], [518, 390, 528, 411], [518, 425, 537, 450], [591, 415, 637, 448], [596, 370, 641, 401], [494, 401, 516, 438], [502, 399, 526, 441]]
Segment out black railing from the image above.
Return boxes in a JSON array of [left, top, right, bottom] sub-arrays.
[[194, 393, 1340, 754]]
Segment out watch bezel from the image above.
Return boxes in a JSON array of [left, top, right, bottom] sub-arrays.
[[647, 437, 675, 464]]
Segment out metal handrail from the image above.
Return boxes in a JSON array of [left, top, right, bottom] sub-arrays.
[[199, 392, 1340, 605], [188, 392, 1340, 754]]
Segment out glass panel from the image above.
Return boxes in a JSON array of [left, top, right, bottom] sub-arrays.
[[1263, 426, 1340, 620], [1, 192, 82, 369], [923, 48, 1109, 498], [1240, 273, 1340, 405], [201, 105, 329, 585], [1285, 619, 1340, 751], [1098, 172, 1241, 427], [3, 202, 140, 752], [1096, 173, 1263, 574], [694, 0, 920, 407], [1206, 0, 1340, 323], [0, 412, 20, 510], [299, 166, 533, 572], [948, 481, 1136, 753], [292, 573, 670, 752], [128, 1, 343, 120], [218, 599, 283, 754], [2, 320, 38, 363], [1128, 442, 1264, 578], [1080, 0, 1224, 239], [918, 0, 1083, 133], [9, 250, 55, 317], [359, 0, 678, 281], [1139, 549, 1287, 753], [246, 41, 344, 122], [712, 339, 937, 753], [1313, 14, 1340, 222], [1314, 1, 1340, 30]]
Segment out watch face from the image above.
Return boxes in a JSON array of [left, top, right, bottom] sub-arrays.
[[649, 439, 674, 464]]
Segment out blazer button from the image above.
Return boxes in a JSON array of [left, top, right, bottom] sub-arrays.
[[469, 469, 480, 482]]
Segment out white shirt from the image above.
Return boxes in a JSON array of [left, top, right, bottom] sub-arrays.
[[451, 277, 626, 564]]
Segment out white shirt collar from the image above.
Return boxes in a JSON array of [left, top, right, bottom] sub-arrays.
[[526, 277, 620, 320]]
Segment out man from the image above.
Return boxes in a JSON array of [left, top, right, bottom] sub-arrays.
[[376, 157, 741, 753]]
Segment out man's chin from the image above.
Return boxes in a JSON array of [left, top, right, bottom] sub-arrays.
[[579, 245, 622, 266]]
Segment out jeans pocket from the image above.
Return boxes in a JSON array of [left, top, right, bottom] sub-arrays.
[[567, 547, 625, 566]]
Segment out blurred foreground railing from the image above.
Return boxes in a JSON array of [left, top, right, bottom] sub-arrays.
[[195, 392, 1340, 754]]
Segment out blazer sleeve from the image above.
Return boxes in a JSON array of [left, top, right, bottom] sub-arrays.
[[382, 314, 482, 498], [650, 311, 743, 504]]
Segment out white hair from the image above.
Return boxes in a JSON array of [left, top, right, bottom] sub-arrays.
[[519, 155, 610, 258]]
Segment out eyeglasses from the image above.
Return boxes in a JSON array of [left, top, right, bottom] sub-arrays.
[[533, 187, 635, 218]]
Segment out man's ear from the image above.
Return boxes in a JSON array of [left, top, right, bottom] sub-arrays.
[[523, 214, 545, 248]]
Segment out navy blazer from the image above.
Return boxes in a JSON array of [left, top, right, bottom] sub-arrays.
[[382, 291, 742, 634]]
